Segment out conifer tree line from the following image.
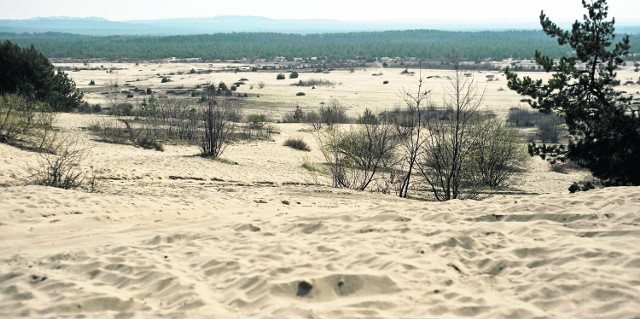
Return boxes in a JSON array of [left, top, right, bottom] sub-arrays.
[[3, 29, 638, 61]]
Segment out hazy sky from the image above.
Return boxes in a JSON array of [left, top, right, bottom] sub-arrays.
[[0, 0, 638, 24]]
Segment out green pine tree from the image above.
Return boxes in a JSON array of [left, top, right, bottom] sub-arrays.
[[505, 0, 639, 185]]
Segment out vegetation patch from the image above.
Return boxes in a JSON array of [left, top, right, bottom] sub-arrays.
[[284, 137, 311, 152], [294, 78, 336, 87]]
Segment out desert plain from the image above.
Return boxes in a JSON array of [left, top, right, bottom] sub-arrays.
[[1, 62, 640, 318]]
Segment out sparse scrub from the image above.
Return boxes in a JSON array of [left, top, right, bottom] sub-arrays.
[[535, 116, 564, 143], [87, 118, 129, 144], [246, 114, 268, 126], [470, 118, 530, 187], [200, 91, 236, 158], [321, 100, 349, 127], [284, 137, 311, 151], [301, 156, 319, 172], [507, 107, 563, 127], [357, 108, 378, 125], [310, 98, 350, 129], [418, 67, 529, 200], [109, 103, 134, 116], [294, 78, 336, 87], [319, 113, 396, 191], [0, 94, 56, 150], [392, 78, 429, 198], [234, 123, 278, 141], [30, 136, 87, 189], [134, 135, 164, 151], [78, 102, 101, 114]]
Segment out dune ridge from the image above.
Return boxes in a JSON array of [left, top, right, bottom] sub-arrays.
[[1, 183, 639, 318], [1, 113, 639, 318]]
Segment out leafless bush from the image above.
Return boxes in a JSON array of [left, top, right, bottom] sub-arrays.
[[87, 117, 129, 144], [536, 116, 565, 143], [418, 65, 485, 200], [200, 94, 236, 158], [307, 98, 350, 130], [393, 78, 429, 198], [30, 136, 87, 189], [319, 115, 396, 191], [418, 65, 529, 200], [0, 94, 55, 148], [470, 118, 530, 187]]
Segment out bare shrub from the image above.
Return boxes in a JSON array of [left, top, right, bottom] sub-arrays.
[[30, 136, 87, 189], [233, 123, 276, 141], [87, 117, 129, 144], [418, 65, 485, 200], [318, 98, 349, 129], [200, 93, 236, 158], [392, 78, 429, 198], [302, 98, 349, 130], [419, 66, 529, 200], [470, 118, 530, 187], [536, 116, 564, 143], [319, 114, 396, 191], [0, 94, 55, 146]]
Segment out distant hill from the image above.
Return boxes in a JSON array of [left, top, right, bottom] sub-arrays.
[[0, 16, 549, 35], [1, 16, 639, 36], [619, 26, 640, 34]]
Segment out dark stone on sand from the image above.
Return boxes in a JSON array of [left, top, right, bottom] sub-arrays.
[[296, 280, 313, 297]]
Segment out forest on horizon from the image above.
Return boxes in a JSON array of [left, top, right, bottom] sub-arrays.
[[3, 29, 640, 62]]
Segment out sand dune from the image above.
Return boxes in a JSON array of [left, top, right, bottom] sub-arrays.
[[1, 113, 639, 318], [1, 185, 639, 318]]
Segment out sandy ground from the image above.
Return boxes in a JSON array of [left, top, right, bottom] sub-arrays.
[[1, 110, 639, 318], [58, 61, 640, 119]]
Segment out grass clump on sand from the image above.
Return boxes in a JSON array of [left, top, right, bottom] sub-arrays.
[[284, 137, 311, 152], [207, 157, 239, 165]]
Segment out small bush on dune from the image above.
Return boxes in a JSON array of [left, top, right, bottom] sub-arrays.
[[30, 136, 87, 189], [247, 114, 268, 126], [284, 137, 311, 151], [319, 115, 396, 191], [0, 93, 56, 149], [135, 136, 164, 151], [536, 116, 565, 143]]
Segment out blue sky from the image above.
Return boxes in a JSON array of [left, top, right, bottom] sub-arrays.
[[1, 0, 638, 24]]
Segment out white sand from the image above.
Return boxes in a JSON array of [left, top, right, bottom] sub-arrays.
[[2, 63, 640, 318], [1, 110, 639, 318]]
